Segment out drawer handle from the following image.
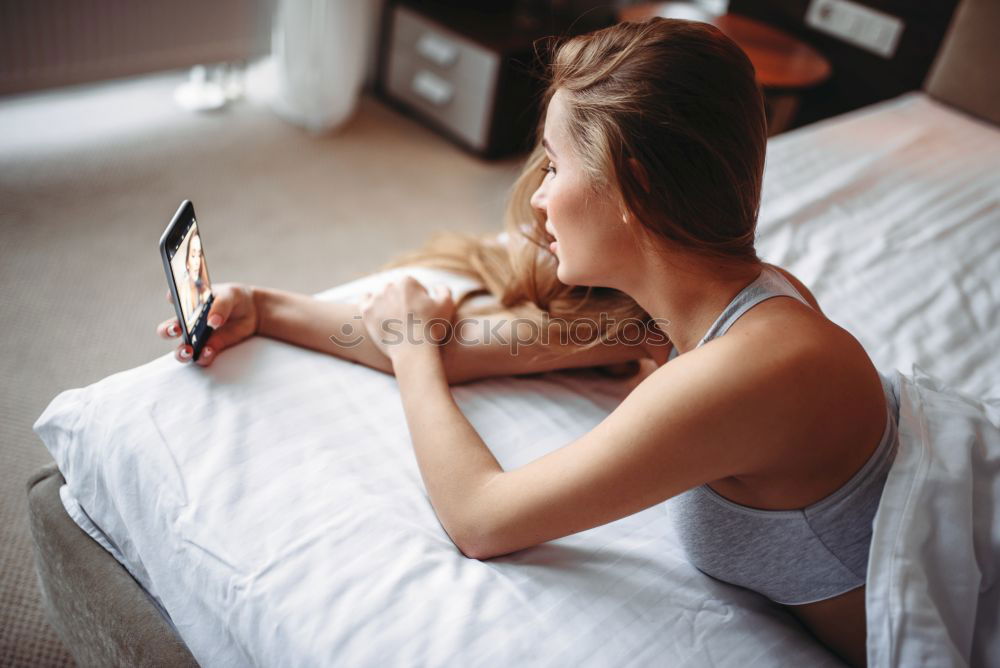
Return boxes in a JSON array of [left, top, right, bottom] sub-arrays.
[[416, 33, 459, 67], [411, 70, 454, 106]]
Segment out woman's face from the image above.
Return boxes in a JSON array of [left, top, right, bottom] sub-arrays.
[[529, 89, 637, 288], [187, 234, 203, 276]]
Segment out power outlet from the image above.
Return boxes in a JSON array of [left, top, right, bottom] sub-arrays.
[[805, 0, 904, 59]]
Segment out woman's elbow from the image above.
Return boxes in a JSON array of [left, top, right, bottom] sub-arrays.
[[458, 543, 493, 561], [452, 525, 498, 560], [449, 516, 514, 560], [458, 540, 512, 561], [454, 524, 528, 561]]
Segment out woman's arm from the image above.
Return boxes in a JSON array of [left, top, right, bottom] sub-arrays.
[[253, 286, 669, 384], [361, 276, 808, 560], [254, 286, 395, 373]]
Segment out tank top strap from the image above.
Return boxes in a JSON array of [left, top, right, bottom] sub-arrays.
[[668, 266, 811, 361]]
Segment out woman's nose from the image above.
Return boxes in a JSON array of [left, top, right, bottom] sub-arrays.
[[529, 186, 545, 214]]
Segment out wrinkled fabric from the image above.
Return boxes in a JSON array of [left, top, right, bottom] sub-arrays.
[[867, 367, 1000, 667]]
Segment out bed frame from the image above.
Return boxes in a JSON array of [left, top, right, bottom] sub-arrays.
[[26, 464, 199, 665], [24, 0, 997, 663]]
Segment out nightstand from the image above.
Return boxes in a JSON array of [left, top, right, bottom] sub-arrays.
[[619, 4, 832, 135], [377, 1, 614, 158]]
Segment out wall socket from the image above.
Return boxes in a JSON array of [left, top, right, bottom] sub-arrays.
[[805, 0, 904, 59]]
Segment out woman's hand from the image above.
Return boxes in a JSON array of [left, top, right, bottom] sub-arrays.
[[157, 282, 260, 366], [358, 277, 455, 362]]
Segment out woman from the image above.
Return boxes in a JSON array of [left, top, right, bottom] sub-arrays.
[[175, 231, 211, 329], [158, 19, 892, 665]]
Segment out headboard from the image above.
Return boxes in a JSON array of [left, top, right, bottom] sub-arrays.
[[923, 0, 1000, 126]]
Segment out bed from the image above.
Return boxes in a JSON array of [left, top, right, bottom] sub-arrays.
[[26, 0, 1000, 665]]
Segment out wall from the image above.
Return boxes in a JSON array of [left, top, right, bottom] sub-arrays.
[[0, 0, 274, 96]]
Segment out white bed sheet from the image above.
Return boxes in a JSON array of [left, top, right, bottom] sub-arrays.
[[756, 91, 999, 400], [34, 92, 1000, 667]]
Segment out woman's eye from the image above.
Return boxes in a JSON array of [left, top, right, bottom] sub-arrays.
[[539, 163, 556, 177]]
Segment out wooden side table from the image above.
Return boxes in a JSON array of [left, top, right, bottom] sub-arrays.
[[619, 3, 832, 135], [377, 1, 616, 158]]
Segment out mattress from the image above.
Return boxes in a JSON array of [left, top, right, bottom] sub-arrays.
[[34, 91, 1000, 666]]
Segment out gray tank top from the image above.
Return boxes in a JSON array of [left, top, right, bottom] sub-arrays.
[[666, 266, 900, 606]]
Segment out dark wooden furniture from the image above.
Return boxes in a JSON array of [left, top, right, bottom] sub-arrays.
[[728, 0, 960, 130], [376, 1, 614, 158], [619, 3, 832, 135]]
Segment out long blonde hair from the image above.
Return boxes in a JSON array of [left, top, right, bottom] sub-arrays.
[[386, 17, 768, 345]]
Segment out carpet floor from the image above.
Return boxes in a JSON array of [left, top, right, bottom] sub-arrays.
[[0, 70, 522, 665]]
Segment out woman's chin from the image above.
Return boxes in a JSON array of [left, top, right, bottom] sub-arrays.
[[556, 264, 591, 287], [555, 263, 571, 285]]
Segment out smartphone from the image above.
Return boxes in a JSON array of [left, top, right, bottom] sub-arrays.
[[159, 201, 214, 360]]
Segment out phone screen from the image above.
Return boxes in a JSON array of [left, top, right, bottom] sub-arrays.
[[167, 217, 212, 334]]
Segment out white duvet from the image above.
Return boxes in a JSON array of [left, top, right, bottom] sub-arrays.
[[35, 92, 1000, 666], [870, 368, 1000, 667]]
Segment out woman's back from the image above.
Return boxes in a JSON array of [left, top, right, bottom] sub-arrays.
[[652, 265, 889, 666], [666, 266, 897, 600]]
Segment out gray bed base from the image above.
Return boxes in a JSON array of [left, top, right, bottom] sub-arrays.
[[26, 463, 198, 666], [23, 0, 997, 664]]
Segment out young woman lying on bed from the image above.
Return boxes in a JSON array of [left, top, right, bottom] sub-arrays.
[[157, 18, 891, 667]]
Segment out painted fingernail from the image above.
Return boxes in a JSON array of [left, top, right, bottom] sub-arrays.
[[208, 315, 222, 328], [179, 348, 191, 359], [168, 324, 178, 336]]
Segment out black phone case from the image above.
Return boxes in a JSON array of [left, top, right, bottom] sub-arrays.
[[159, 200, 213, 361]]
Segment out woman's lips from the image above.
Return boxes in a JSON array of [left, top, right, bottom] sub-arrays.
[[544, 222, 558, 254]]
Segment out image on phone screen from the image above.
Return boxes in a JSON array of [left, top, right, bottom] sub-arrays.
[[169, 219, 212, 333]]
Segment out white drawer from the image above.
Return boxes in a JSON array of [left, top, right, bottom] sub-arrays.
[[385, 5, 500, 151]]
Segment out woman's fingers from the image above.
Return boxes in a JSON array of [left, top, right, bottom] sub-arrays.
[[174, 342, 218, 366], [189, 324, 245, 366], [167, 284, 256, 366], [206, 325, 243, 354], [158, 318, 182, 339], [434, 284, 453, 304], [194, 346, 217, 367], [175, 343, 193, 363], [174, 340, 223, 366], [206, 284, 235, 329]]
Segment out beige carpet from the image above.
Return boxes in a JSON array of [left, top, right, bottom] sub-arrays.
[[0, 70, 522, 665]]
